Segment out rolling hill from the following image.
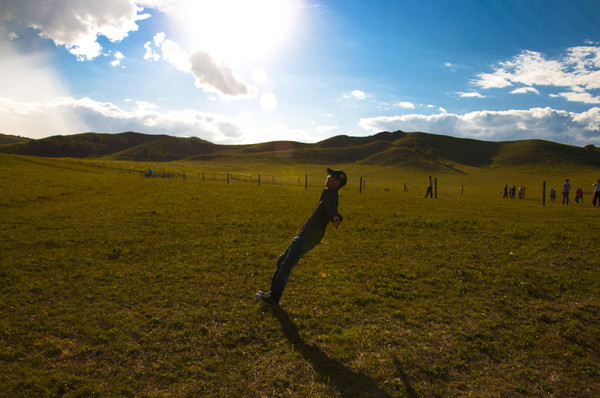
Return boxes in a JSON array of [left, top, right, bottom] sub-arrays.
[[0, 130, 599, 171], [0, 133, 31, 146]]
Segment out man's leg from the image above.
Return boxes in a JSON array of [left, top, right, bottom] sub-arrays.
[[269, 236, 307, 302]]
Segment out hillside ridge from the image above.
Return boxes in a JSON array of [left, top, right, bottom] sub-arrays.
[[0, 130, 598, 171]]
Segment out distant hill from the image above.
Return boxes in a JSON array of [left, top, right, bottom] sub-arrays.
[[0, 132, 216, 161], [1, 130, 599, 171], [0, 134, 31, 146]]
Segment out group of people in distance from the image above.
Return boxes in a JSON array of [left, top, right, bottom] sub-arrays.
[[503, 184, 526, 200], [503, 178, 600, 206], [551, 178, 600, 206]]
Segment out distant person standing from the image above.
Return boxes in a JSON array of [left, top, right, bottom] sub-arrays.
[[593, 179, 600, 207], [425, 176, 433, 198], [575, 187, 583, 204], [562, 178, 571, 206], [503, 184, 509, 199], [550, 187, 556, 201]]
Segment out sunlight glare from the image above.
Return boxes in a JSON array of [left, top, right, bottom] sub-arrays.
[[260, 92, 278, 112], [173, 0, 301, 66], [252, 67, 268, 84]]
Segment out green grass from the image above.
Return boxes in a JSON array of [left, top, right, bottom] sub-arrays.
[[1, 153, 600, 397]]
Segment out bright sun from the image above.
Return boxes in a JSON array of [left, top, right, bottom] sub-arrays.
[[172, 0, 301, 67]]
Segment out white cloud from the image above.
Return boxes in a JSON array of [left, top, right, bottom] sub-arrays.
[[188, 50, 249, 96], [557, 91, 600, 104], [0, 97, 89, 137], [509, 87, 540, 95], [0, 0, 150, 61], [159, 38, 191, 72], [458, 92, 485, 98], [396, 101, 415, 109], [111, 51, 125, 66], [572, 107, 600, 132], [474, 71, 513, 89], [473, 46, 600, 104], [351, 90, 366, 100], [0, 37, 76, 111], [143, 41, 160, 61], [359, 107, 600, 145], [0, 95, 312, 144], [153, 31, 166, 46], [144, 33, 250, 98]]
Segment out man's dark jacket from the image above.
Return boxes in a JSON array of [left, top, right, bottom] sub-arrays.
[[298, 188, 342, 248]]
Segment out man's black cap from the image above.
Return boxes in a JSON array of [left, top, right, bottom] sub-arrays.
[[327, 168, 347, 188]]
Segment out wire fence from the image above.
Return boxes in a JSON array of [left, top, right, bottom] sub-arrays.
[[66, 159, 596, 206], [75, 159, 340, 190]]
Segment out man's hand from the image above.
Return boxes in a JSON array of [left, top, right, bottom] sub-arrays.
[[333, 216, 342, 228]]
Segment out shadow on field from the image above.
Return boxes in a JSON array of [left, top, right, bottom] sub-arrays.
[[272, 306, 391, 398], [392, 357, 420, 398]]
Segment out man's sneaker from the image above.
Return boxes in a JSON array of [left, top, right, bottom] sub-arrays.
[[256, 291, 279, 306]]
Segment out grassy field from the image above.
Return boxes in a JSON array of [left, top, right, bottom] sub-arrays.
[[1, 153, 599, 397]]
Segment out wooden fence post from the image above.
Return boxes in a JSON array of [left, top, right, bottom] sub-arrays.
[[543, 181, 546, 206], [359, 176, 363, 193], [305, 174, 308, 190], [258, 174, 261, 186], [434, 178, 438, 199]]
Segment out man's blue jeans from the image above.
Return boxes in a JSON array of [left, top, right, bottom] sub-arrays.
[[270, 236, 315, 300]]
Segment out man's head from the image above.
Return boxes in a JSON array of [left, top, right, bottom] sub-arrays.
[[326, 168, 347, 189]]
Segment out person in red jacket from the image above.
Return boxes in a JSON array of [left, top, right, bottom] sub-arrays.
[[575, 187, 583, 204]]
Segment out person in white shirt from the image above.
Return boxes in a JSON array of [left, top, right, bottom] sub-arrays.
[[562, 178, 571, 206], [425, 176, 433, 198], [593, 179, 600, 207]]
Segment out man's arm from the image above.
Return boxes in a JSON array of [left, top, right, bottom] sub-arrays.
[[323, 190, 342, 227]]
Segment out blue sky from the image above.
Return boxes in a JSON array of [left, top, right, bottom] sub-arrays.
[[1, 0, 600, 146]]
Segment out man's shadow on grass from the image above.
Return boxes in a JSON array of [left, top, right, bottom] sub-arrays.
[[271, 306, 392, 398], [392, 357, 419, 398]]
